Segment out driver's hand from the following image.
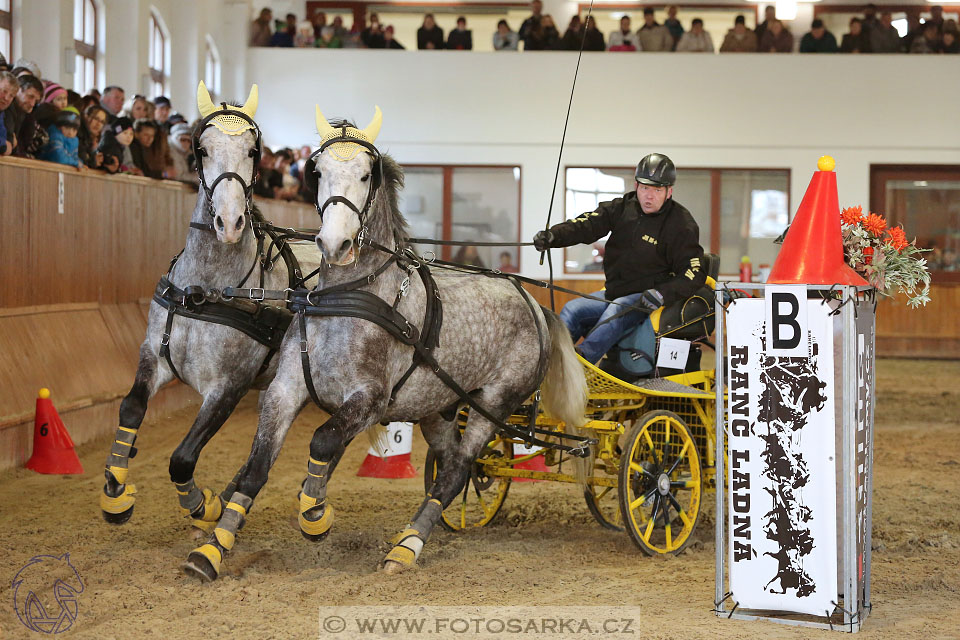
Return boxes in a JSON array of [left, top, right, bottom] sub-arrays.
[[533, 230, 555, 252]]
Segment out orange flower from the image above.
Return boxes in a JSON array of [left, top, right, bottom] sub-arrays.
[[841, 206, 863, 225], [862, 212, 887, 236], [885, 226, 908, 252]]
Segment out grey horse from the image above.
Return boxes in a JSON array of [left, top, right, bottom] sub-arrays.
[[183, 107, 587, 581], [99, 83, 321, 531]]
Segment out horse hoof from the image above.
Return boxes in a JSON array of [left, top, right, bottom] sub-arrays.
[[101, 504, 134, 525], [183, 553, 219, 582], [300, 528, 330, 543], [381, 560, 411, 575]]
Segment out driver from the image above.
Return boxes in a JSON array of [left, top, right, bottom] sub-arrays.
[[533, 153, 706, 364]]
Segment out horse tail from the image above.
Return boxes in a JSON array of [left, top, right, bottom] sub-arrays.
[[366, 423, 390, 456], [539, 306, 588, 430]]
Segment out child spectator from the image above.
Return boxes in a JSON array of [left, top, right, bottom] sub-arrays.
[[608, 16, 641, 51], [417, 14, 444, 49], [493, 20, 519, 50], [720, 15, 758, 52], [676, 18, 714, 52], [317, 25, 343, 48], [447, 17, 473, 50], [295, 20, 316, 47], [37, 106, 84, 169], [98, 117, 136, 175], [270, 14, 297, 47]]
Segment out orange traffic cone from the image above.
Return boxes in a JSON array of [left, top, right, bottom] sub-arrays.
[[356, 422, 417, 479], [25, 389, 84, 475], [767, 156, 868, 286]]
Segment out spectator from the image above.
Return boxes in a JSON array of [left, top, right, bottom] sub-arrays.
[[638, 8, 673, 52], [317, 25, 343, 48], [270, 13, 297, 47], [12, 58, 42, 77], [167, 122, 197, 184], [26, 82, 68, 157], [0, 71, 17, 155], [759, 20, 794, 52], [609, 16, 641, 51], [801, 19, 839, 53], [519, 0, 544, 49], [664, 6, 684, 50], [861, 4, 881, 37], [0, 53, 7, 73], [98, 117, 135, 174], [100, 86, 124, 123], [4, 74, 42, 156], [153, 96, 172, 132], [418, 14, 444, 50], [943, 28, 960, 53], [754, 5, 777, 48], [275, 148, 300, 199], [871, 12, 902, 53], [119, 94, 149, 120], [583, 16, 605, 51], [295, 20, 316, 47], [840, 18, 871, 53], [453, 245, 485, 268], [677, 18, 714, 52], [130, 118, 161, 178], [927, 5, 945, 34], [44, 82, 69, 111], [493, 20, 519, 50], [533, 14, 561, 49], [720, 15, 758, 52], [559, 15, 583, 50], [901, 15, 922, 52], [384, 26, 405, 50], [311, 11, 327, 39], [498, 251, 518, 273], [342, 21, 364, 49], [447, 17, 473, 50], [362, 13, 387, 48], [250, 7, 273, 46], [910, 22, 942, 53], [254, 147, 283, 198], [331, 16, 348, 40], [37, 107, 84, 169], [78, 104, 107, 168]]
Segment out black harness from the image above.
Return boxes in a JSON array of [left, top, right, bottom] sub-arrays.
[[193, 105, 263, 223], [306, 128, 383, 238]]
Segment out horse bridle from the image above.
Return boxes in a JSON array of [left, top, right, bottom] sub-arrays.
[[308, 127, 383, 233], [193, 105, 263, 220]]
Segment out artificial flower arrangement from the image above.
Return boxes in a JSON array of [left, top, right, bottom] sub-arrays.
[[840, 206, 931, 308]]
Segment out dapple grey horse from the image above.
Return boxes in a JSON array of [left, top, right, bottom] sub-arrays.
[[99, 82, 322, 531], [183, 107, 587, 581]]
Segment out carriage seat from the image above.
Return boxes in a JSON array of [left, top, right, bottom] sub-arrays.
[[599, 254, 720, 381]]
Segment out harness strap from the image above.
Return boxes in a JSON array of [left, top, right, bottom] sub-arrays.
[[298, 310, 324, 408], [159, 302, 186, 383]]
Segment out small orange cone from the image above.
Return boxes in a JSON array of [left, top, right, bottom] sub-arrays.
[[356, 422, 416, 479], [767, 155, 868, 286], [25, 389, 84, 475], [512, 442, 548, 482]]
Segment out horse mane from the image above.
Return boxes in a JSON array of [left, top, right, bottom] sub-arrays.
[[327, 119, 408, 249]]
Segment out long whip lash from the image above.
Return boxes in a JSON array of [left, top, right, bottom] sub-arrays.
[[540, 0, 596, 311]]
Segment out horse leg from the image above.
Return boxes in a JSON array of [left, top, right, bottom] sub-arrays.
[[182, 377, 307, 582], [168, 385, 247, 532], [101, 344, 172, 524], [383, 396, 508, 574], [403, 413, 461, 531], [298, 390, 387, 542]]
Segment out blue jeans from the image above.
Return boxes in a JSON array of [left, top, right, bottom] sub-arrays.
[[560, 291, 650, 364]]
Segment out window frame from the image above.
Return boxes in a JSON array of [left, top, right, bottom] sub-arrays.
[[204, 34, 221, 103], [402, 163, 523, 268], [148, 11, 169, 97], [562, 165, 791, 275], [0, 0, 12, 63], [73, 0, 97, 94]]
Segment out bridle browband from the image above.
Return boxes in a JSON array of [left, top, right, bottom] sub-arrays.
[[193, 104, 263, 222], [308, 127, 384, 230]]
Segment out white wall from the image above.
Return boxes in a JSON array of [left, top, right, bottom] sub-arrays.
[[247, 49, 960, 278]]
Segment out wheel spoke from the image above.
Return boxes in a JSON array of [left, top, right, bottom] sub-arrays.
[[642, 428, 654, 449], [667, 441, 691, 476], [666, 491, 684, 517], [630, 494, 648, 511], [642, 517, 655, 543], [595, 486, 613, 501], [664, 421, 670, 445], [629, 461, 656, 479], [649, 494, 661, 525]]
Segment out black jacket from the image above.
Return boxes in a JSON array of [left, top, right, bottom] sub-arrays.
[[417, 25, 444, 49], [447, 29, 473, 50], [549, 192, 706, 304]]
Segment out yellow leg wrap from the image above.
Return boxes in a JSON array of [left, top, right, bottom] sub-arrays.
[[299, 504, 334, 536], [100, 485, 137, 514], [384, 545, 417, 567], [214, 527, 235, 551], [388, 527, 420, 546], [192, 488, 223, 523], [107, 465, 129, 485], [191, 543, 222, 576]]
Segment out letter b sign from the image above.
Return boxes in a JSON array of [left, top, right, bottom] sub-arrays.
[[765, 286, 808, 357]]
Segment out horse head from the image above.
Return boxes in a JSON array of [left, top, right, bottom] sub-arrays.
[[195, 81, 261, 244], [309, 105, 382, 265]]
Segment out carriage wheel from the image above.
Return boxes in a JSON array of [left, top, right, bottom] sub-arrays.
[[618, 410, 702, 555], [584, 483, 624, 532], [424, 434, 513, 532]]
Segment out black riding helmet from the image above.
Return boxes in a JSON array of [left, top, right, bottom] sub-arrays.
[[635, 153, 676, 187]]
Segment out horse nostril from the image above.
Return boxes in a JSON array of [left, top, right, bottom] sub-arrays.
[[215, 215, 225, 231], [339, 239, 353, 257], [234, 216, 243, 231]]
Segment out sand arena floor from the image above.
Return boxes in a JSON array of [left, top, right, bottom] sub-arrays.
[[1, 359, 958, 639]]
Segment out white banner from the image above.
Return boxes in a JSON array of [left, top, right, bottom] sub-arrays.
[[726, 298, 838, 616]]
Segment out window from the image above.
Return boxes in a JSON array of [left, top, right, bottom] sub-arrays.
[[204, 35, 221, 102], [871, 165, 960, 281], [563, 167, 790, 275], [73, 0, 97, 94], [399, 165, 522, 271], [148, 11, 169, 97], [0, 0, 11, 63]]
